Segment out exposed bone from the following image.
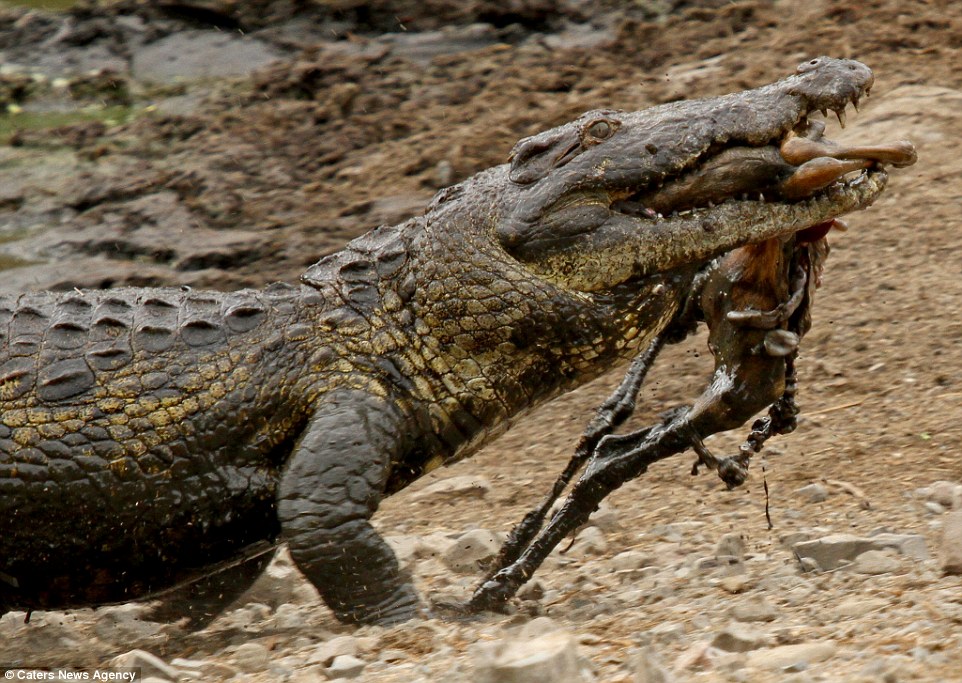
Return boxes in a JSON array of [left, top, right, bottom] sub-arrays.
[[780, 132, 917, 168], [778, 157, 872, 199], [763, 329, 800, 357]]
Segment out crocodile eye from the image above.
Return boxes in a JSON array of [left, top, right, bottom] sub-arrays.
[[586, 119, 614, 141]]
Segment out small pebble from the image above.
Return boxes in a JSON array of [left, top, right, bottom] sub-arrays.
[[795, 482, 829, 503], [308, 635, 359, 667], [326, 654, 365, 680], [473, 629, 583, 683], [442, 529, 501, 573], [746, 641, 837, 670], [730, 596, 779, 622], [634, 646, 672, 683], [940, 511, 962, 574], [715, 532, 747, 561], [711, 622, 769, 652], [231, 642, 271, 673], [853, 549, 901, 575]]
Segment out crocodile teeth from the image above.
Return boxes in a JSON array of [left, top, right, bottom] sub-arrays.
[[835, 108, 847, 128]]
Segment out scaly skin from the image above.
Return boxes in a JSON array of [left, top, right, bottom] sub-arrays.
[[0, 58, 904, 625]]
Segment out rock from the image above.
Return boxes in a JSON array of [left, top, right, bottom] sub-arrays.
[[220, 602, 272, 631], [231, 642, 271, 673], [922, 480, 962, 508], [588, 501, 622, 532], [871, 533, 930, 560], [131, 30, 282, 83], [442, 528, 500, 573], [692, 555, 743, 574], [242, 549, 302, 609], [289, 667, 328, 683], [925, 501, 946, 515], [611, 550, 655, 573], [378, 650, 408, 663], [109, 650, 182, 681], [326, 654, 366, 680], [519, 616, 562, 638], [435, 159, 455, 187], [792, 532, 928, 571], [272, 602, 311, 630], [170, 657, 204, 671], [718, 575, 754, 594], [835, 597, 889, 618], [853, 549, 901, 575], [384, 534, 418, 573], [730, 595, 779, 622], [714, 532, 746, 561], [650, 521, 705, 543], [411, 474, 492, 500], [413, 532, 455, 560], [711, 622, 770, 652], [672, 640, 715, 672], [940, 511, 962, 574], [173, 659, 239, 679], [308, 635, 360, 667], [649, 621, 685, 643], [779, 531, 813, 547], [634, 646, 673, 683], [745, 641, 837, 670], [473, 630, 586, 683], [378, 24, 502, 65], [795, 482, 829, 503], [93, 603, 163, 643], [792, 533, 869, 570], [517, 578, 546, 602], [567, 526, 608, 557]]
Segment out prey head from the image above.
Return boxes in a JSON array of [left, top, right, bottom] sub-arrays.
[[497, 57, 916, 291]]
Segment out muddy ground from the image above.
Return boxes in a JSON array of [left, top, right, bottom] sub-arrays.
[[1, 0, 961, 681]]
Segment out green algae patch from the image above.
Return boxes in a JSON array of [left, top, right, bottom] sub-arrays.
[[0, 0, 79, 11], [0, 105, 136, 145]]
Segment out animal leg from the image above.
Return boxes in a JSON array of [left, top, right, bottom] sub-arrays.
[[277, 390, 419, 626], [468, 240, 819, 611], [468, 411, 695, 612], [482, 265, 715, 583], [144, 549, 276, 629], [483, 334, 667, 582]]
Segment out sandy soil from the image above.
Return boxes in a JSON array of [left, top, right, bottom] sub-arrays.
[[0, 0, 960, 681]]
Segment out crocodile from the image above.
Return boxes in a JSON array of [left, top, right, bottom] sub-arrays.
[[0, 57, 915, 627]]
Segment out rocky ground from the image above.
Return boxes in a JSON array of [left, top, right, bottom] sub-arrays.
[[1, 0, 962, 681]]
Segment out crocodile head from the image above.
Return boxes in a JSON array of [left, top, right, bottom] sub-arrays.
[[497, 57, 916, 291]]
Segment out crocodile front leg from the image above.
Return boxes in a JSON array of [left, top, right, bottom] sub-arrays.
[[277, 389, 420, 626]]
